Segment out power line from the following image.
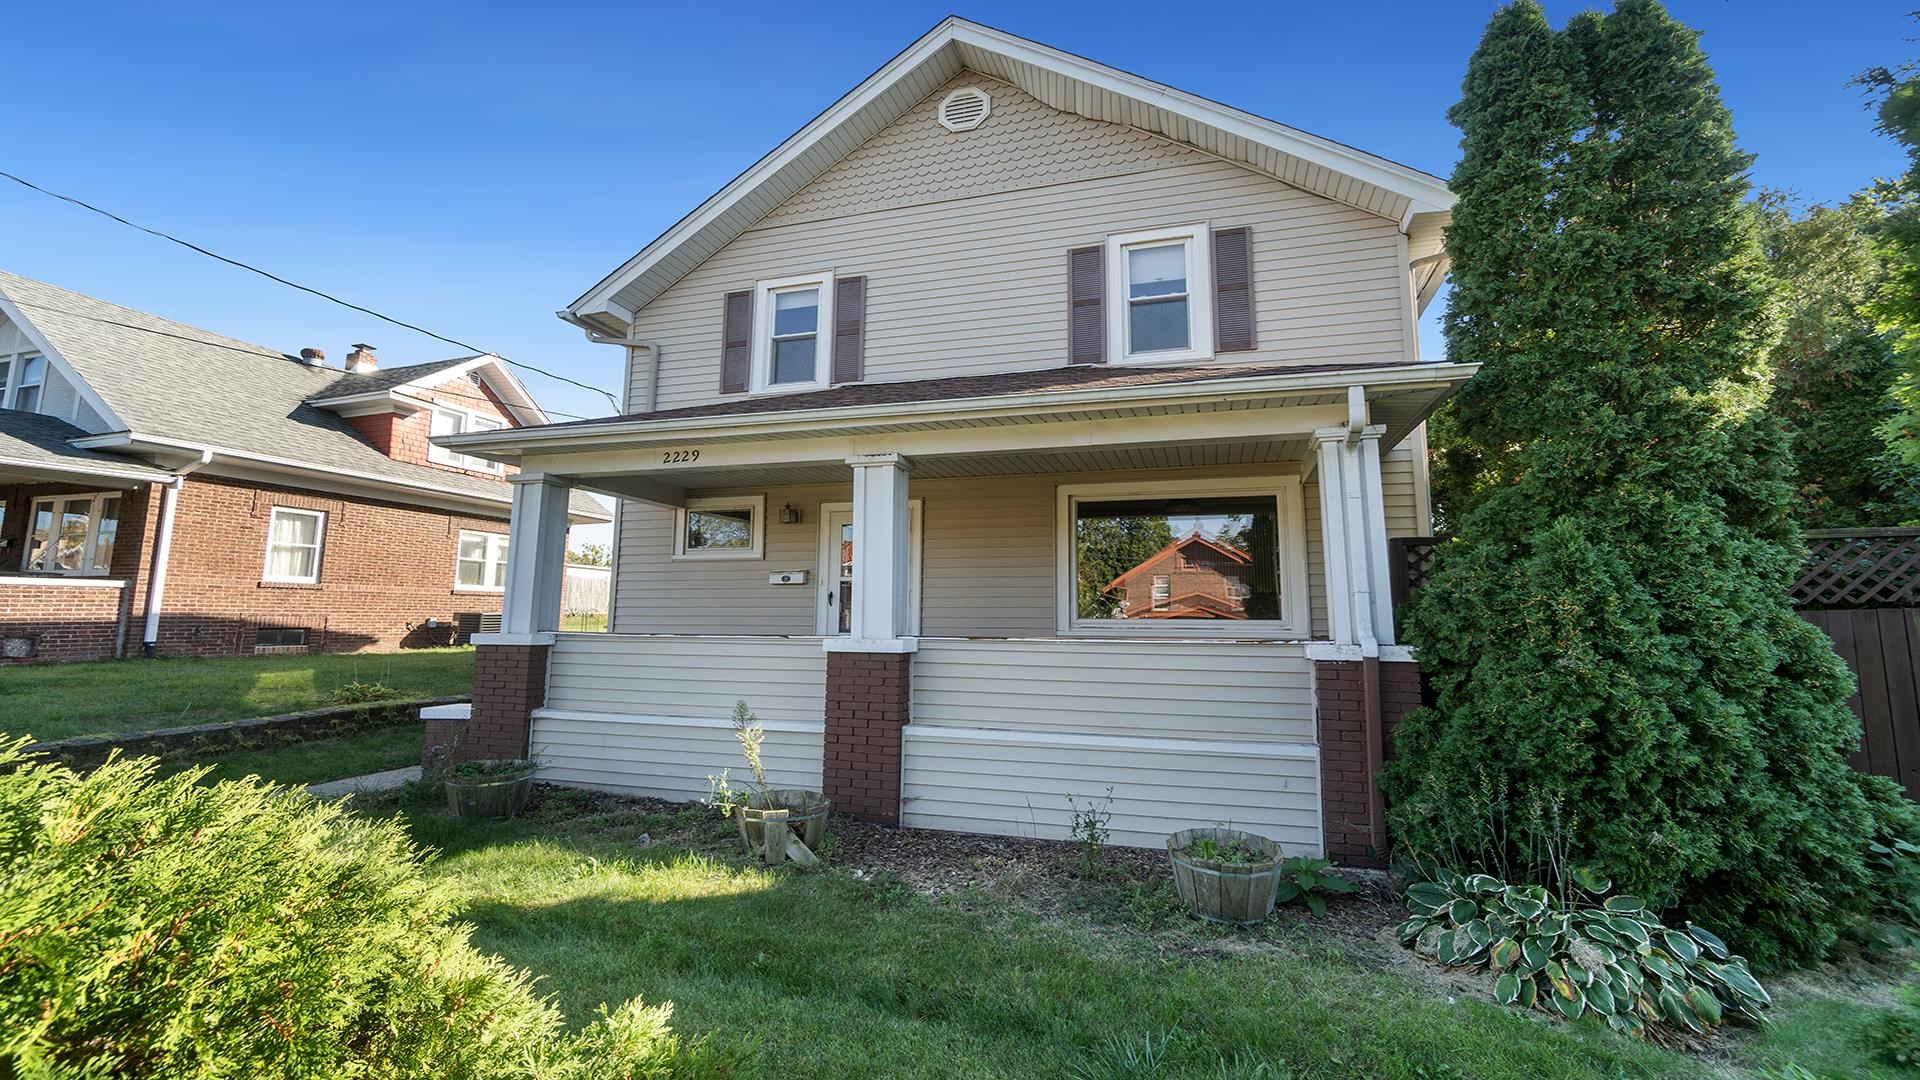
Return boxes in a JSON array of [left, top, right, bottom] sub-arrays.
[[0, 168, 621, 410], [4, 298, 597, 422]]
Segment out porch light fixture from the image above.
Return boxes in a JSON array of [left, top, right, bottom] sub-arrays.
[[779, 503, 801, 525]]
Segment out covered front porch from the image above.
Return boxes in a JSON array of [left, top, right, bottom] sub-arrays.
[[441, 362, 1471, 861]]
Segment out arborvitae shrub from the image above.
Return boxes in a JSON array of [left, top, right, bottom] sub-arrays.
[[0, 740, 706, 1077], [1384, 0, 1888, 969]]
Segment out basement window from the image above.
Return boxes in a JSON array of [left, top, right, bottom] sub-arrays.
[[1057, 478, 1307, 638], [255, 627, 309, 649], [673, 495, 765, 560]]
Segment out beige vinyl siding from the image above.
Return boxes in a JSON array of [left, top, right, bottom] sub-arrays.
[[911, 639, 1316, 743], [612, 465, 1314, 639], [1303, 476, 1329, 639], [532, 711, 824, 801], [637, 162, 1407, 411], [1381, 439, 1425, 538], [542, 633, 828, 722]]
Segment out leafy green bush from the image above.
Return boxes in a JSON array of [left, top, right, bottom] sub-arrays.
[[0, 738, 712, 1077], [1274, 857, 1359, 917], [448, 756, 539, 780], [1397, 868, 1768, 1040], [325, 679, 397, 705], [1865, 981, 1920, 1069]]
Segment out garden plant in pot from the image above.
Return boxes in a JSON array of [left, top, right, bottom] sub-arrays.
[[1167, 827, 1289, 925], [707, 702, 830, 865], [443, 758, 538, 819]]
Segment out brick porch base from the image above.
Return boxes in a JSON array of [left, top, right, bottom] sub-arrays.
[[444, 643, 549, 763], [823, 650, 911, 823], [1315, 658, 1424, 867]]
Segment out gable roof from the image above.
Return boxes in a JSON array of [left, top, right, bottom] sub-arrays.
[[0, 407, 175, 484], [1103, 532, 1252, 592], [565, 16, 1454, 332], [0, 270, 606, 520]]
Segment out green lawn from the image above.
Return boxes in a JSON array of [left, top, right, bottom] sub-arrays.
[[351, 785, 1904, 1079], [164, 723, 426, 788], [3, 649, 473, 743]]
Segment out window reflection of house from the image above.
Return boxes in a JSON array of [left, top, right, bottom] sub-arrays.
[[1102, 532, 1254, 620]]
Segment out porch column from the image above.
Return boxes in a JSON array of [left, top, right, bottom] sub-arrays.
[[447, 475, 571, 767], [1313, 429, 1355, 646], [823, 453, 914, 824]]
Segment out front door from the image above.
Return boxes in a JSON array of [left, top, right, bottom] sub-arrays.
[[816, 501, 923, 636]]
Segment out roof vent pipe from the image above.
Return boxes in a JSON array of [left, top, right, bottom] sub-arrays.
[[298, 348, 326, 366], [346, 343, 378, 374]]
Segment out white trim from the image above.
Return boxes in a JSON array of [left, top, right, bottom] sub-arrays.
[[455, 528, 510, 592], [815, 498, 923, 636], [1106, 223, 1213, 364], [421, 703, 472, 721], [672, 494, 766, 559], [1305, 642, 1416, 663], [532, 707, 825, 735], [750, 272, 835, 395], [821, 636, 919, 654], [1054, 475, 1310, 639], [471, 630, 557, 646], [0, 573, 127, 588], [262, 506, 327, 584]]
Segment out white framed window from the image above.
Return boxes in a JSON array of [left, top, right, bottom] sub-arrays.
[[1056, 477, 1308, 638], [428, 406, 506, 472], [263, 507, 326, 584], [456, 529, 510, 591], [1105, 224, 1213, 364], [751, 272, 834, 394], [0, 352, 47, 412], [23, 492, 120, 576], [673, 495, 765, 560]]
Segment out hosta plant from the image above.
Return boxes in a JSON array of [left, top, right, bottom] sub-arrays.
[[1397, 868, 1769, 1040], [1274, 856, 1359, 917]]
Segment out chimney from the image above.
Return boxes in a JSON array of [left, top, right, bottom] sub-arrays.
[[298, 347, 326, 366], [346, 343, 378, 374]]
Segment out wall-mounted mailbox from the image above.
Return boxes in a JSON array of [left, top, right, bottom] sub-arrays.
[[769, 570, 810, 585]]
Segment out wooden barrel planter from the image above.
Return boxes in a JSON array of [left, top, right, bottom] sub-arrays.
[[1167, 828, 1286, 925], [736, 788, 831, 851], [444, 761, 537, 820]]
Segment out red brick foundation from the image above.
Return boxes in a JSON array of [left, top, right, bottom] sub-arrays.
[[1315, 658, 1425, 867], [456, 644, 549, 762], [823, 650, 911, 824], [0, 580, 131, 664]]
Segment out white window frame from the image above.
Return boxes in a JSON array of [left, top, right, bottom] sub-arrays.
[[672, 495, 766, 560], [0, 351, 46, 412], [1105, 223, 1214, 365], [428, 406, 506, 472], [1055, 476, 1308, 639], [750, 272, 835, 395], [454, 529, 510, 592], [262, 507, 327, 584], [23, 491, 120, 576]]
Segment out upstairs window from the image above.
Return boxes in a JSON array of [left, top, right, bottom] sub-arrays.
[[752, 274, 834, 393], [1105, 225, 1212, 364], [428, 406, 506, 472], [263, 507, 326, 584], [24, 492, 119, 575], [1, 353, 46, 412]]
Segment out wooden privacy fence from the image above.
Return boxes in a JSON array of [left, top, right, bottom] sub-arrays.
[[1389, 529, 1920, 799]]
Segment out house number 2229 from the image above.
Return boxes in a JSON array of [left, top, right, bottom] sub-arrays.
[[662, 449, 700, 464]]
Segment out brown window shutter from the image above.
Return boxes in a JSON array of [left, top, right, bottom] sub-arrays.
[[1068, 245, 1105, 366], [720, 290, 752, 394], [1212, 226, 1255, 352], [832, 275, 867, 384]]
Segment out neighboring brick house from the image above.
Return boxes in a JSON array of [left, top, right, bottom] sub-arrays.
[[0, 269, 608, 663], [1101, 532, 1254, 620]]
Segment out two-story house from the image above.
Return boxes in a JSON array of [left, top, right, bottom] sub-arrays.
[[0, 270, 608, 664], [433, 18, 1475, 866]]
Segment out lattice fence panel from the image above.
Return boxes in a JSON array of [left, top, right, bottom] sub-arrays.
[[1795, 530, 1920, 609]]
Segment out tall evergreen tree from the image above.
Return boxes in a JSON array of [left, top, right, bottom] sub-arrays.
[[1859, 42, 1920, 476], [1382, 0, 1883, 967]]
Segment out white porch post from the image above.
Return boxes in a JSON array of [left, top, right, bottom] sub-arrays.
[[1354, 426, 1395, 647], [1313, 429, 1356, 646], [838, 453, 914, 651], [496, 475, 571, 640]]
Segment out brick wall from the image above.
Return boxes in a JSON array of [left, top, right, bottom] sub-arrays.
[[823, 651, 911, 823], [143, 473, 508, 657], [0, 580, 128, 663], [1315, 658, 1425, 867], [459, 645, 548, 761]]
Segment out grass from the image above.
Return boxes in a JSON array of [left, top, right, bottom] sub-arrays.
[[349, 785, 1903, 1079], [163, 723, 426, 788], [560, 612, 608, 632], [3, 649, 473, 743]]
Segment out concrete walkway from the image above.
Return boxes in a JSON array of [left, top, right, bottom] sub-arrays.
[[308, 765, 421, 800]]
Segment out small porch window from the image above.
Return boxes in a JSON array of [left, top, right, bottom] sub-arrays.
[[456, 529, 509, 590], [752, 273, 834, 393], [24, 492, 120, 575], [673, 495, 765, 559], [263, 507, 326, 584], [1059, 477, 1307, 637]]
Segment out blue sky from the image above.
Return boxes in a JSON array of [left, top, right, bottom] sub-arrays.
[[3, 1, 1910, 433]]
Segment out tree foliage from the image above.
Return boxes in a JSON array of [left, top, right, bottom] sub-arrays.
[[1859, 39, 1920, 476], [0, 742, 713, 1077], [1382, 0, 1883, 968]]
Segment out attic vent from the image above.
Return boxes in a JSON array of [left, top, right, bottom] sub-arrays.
[[937, 87, 991, 132], [467, 372, 483, 386]]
